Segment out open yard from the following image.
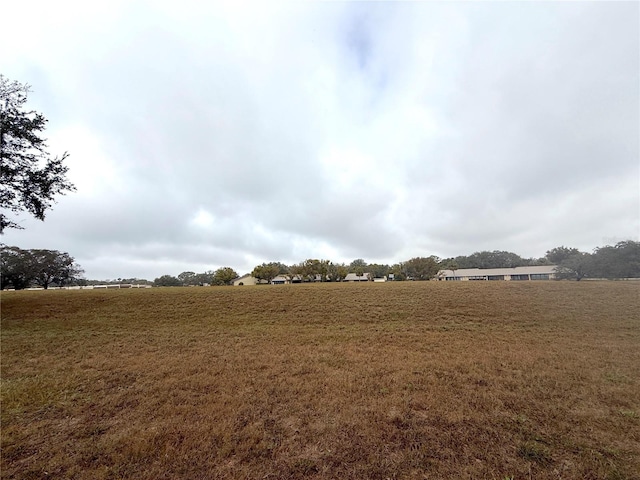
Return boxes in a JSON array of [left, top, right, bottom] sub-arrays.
[[1, 281, 639, 479]]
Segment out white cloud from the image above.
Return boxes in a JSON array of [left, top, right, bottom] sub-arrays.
[[1, 1, 637, 279]]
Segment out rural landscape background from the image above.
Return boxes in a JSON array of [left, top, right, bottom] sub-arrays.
[[2, 1, 639, 478], [2, 281, 639, 479]]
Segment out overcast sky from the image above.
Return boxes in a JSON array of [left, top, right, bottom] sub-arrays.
[[1, 1, 638, 280]]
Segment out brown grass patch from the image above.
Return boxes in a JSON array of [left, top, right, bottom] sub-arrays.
[[2, 281, 639, 479]]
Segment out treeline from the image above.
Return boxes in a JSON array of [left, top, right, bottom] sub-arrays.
[[546, 241, 640, 281], [2, 241, 637, 290], [248, 241, 640, 283], [153, 267, 239, 287], [0, 246, 84, 290]]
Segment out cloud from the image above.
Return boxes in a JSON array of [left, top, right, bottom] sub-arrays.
[[1, 1, 637, 278]]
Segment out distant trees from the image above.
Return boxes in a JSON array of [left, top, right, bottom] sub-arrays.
[[590, 241, 640, 279], [153, 268, 236, 287], [349, 259, 367, 269], [176, 271, 215, 286], [141, 240, 640, 288], [252, 262, 282, 284], [367, 263, 390, 279], [326, 262, 349, 282], [404, 256, 440, 280], [0, 75, 75, 233], [545, 247, 581, 265], [177, 271, 197, 286], [212, 267, 238, 286], [1, 246, 33, 289], [547, 241, 640, 281], [452, 251, 529, 269], [194, 272, 215, 285], [153, 275, 182, 287], [553, 253, 592, 281], [0, 246, 84, 289], [390, 263, 407, 281]]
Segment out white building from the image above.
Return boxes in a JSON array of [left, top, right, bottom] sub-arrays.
[[344, 272, 370, 282], [437, 265, 557, 281], [232, 274, 268, 286]]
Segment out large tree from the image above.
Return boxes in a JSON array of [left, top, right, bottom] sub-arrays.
[[454, 251, 527, 269], [252, 262, 282, 284], [0, 75, 75, 232], [153, 275, 182, 287], [590, 241, 640, 279], [545, 246, 581, 265], [327, 262, 348, 282], [349, 258, 367, 269], [0, 246, 83, 289], [553, 252, 593, 281], [212, 267, 238, 286], [0, 246, 34, 289], [30, 249, 84, 289], [404, 256, 440, 281]]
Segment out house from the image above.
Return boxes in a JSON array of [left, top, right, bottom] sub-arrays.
[[344, 272, 371, 282], [436, 265, 557, 281], [271, 274, 303, 284], [232, 274, 268, 286]]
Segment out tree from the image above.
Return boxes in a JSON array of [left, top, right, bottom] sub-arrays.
[[349, 258, 367, 269], [327, 262, 348, 282], [177, 271, 197, 286], [0, 246, 34, 289], [590, 241, 640, 279], [299, 259, 330, 282], [546, 246, 581, 265], [0, 75, 75, 232], [368, 263, 390, 279], [404, 256, 440, 280], [212, 267, 238, 286], [454, 251, 527, 269], [336, 264, 349, 282], [153, 275, 182, 287], [193, 271, 214, 286], [554, 252, 592, 281], [0, 246, 83, 289], [252, 262, 281, 284], [390, 263, 407, 281], [30, 249, 83, 288], [286, 263, 304, 283]]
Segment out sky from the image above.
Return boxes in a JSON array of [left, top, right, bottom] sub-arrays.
[[1, 0, 638, 280]]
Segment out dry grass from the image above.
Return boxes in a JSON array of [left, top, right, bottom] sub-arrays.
[[1, 281, 639, 479]]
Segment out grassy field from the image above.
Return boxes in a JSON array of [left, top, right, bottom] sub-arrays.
[[1, 281, 639, 479]]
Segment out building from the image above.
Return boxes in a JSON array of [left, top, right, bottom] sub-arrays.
[[437, 265, 557, 281], [271, 274, 303, 284], [232, 274, 267, 286], [344, 272, 371, 282]]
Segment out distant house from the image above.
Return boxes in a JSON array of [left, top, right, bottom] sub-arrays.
[[344, 272, 371, 282], [271, 274, 303, 285], [232, 274, 267, 286], [436, 265, 557, 281]]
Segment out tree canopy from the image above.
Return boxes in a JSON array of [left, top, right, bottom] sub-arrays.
[[0, 75, 75, 232], [212, 267, 238, 286], [549, 241, 640, 281], [252, 263, 282, 283], [0, 246, 84, 289]]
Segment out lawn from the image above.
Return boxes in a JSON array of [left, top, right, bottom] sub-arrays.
[[1, 281, 639, 479]]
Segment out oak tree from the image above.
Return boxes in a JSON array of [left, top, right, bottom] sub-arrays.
[[0, 75, 75, 232]]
